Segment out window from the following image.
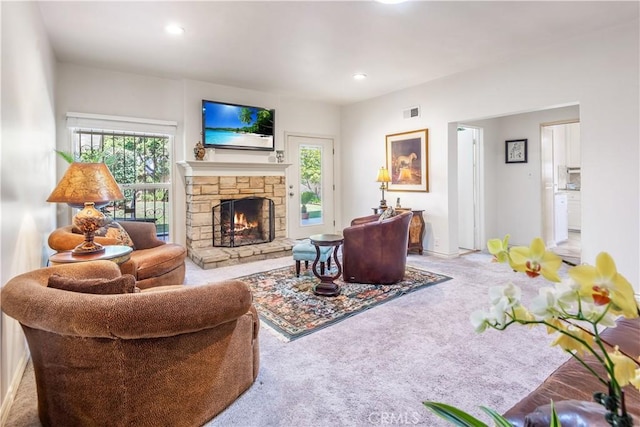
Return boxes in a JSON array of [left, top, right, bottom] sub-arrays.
[[67, 113, 176, 240]]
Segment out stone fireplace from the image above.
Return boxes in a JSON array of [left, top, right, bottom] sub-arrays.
[[181, 161, 294, 269]]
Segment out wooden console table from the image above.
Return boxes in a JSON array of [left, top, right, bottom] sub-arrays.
[[371, 208, 426, 254], [398, 209, 426, 254]]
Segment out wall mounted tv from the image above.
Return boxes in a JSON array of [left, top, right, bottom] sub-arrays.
[[202, 99, 275, 151]]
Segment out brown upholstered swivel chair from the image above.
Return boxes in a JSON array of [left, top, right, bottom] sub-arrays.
[[1, 261, 260, 427], [342, 210, 412, 284], [48, 220, 186, 289]]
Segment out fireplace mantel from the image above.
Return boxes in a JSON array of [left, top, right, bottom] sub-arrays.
[[177, 160, 291, 177]]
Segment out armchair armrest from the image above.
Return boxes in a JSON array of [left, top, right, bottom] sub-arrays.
[[118, 220, 165, 250], [48, 225, 120, 252]]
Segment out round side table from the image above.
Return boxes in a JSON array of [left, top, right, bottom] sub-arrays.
[[309, 233, 344, 297], [49, 245, 133, 266]]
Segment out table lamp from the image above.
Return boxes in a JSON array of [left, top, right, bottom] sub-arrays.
[[376, 166, 391, 208], [47, 162, 124, 255]]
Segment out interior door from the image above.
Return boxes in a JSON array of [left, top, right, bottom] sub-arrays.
[[540, 125, 555, 246], [286, 134, 335, 239], [457, 126, 479, 251]]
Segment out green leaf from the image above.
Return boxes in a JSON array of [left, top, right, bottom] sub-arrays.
[[479, 407, 513, 427], [54, 150, 75, 164], [550, 401, 562, 427], [423, 402, 488, 427]]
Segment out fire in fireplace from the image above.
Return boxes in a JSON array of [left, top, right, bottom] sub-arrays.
[[212, 197, 275, 247]]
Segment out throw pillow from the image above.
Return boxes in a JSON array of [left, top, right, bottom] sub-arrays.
[[379, 206, 397, 221], [73, 221, 135, 248], [48, 274, 139, 295]]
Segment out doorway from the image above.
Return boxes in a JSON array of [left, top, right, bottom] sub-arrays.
[[540, 121, 581, 262], [286, 133, 335, 239], [457, 126, 482, 252]]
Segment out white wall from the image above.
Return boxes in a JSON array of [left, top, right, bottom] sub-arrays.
[[467, 105, 580, 246], [341, 19, 640, 288], [56, 66, 341, 246], [54, 64, 185, 228], [0, 1, 57, 418]]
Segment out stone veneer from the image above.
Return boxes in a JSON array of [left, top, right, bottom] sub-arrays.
[[185, 175, 295, 269]]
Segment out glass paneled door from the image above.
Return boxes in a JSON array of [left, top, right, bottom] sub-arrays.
[[286, 134, 335, 239]]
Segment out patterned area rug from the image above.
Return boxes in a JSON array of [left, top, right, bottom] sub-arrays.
[[237, 265, 452, 341]]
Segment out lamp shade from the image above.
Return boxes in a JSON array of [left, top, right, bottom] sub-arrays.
[[376, 167, 391, 183], [47, 162, 124, 208]]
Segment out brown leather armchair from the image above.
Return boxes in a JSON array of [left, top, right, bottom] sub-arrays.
[[342, 211, 412, 284], [48, 220, 186, 289], [1, 261, 260, 427]]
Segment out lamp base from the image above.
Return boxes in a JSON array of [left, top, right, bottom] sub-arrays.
[[379, 199, 388, 209], [72, 240, 106, 255], [72, 202, 108, 255]]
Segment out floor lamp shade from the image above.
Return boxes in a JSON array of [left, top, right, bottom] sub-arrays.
[[47, 163, 124, 254]]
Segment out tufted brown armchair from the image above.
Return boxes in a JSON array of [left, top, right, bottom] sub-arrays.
[[48, 220, 186, 289], [342, 211, 412, 284], [1, 261, 260, 427]]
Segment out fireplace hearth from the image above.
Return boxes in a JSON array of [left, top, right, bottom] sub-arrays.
[[212, 197, 275, 247]]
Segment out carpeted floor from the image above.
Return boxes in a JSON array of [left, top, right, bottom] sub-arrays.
[[240, 265, 451, 341], [4, 252, 571, 427]]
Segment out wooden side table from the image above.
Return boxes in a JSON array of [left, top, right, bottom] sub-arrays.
[[396, 209, 425, 254], [49, 245, 133, 266]]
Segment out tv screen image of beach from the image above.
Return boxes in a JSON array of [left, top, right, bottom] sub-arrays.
[[202, 100, 275, 151]]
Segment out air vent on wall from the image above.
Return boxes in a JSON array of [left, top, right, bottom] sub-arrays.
[[403, 105, 420, 119]]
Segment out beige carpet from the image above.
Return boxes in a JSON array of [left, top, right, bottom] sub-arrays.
[[4, 253, 571, 426]]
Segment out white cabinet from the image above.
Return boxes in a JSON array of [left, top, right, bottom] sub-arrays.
[[553, 126, 566, 169], [554, 193, 568, 243], [552, 122, 580, 168], [567, 191, 581, 231], [566, 122, 581, 168]]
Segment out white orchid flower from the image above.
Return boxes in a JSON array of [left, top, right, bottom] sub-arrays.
[[581, 303, 619, 327], [530, 287, 560, 318], [554, 278, 582, 306], [488, 298, 511, 327], [489, 282, 522, 309], [470, 310, 490, 333]]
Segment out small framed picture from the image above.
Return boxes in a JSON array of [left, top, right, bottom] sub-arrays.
[[505, 139, 527, 164]]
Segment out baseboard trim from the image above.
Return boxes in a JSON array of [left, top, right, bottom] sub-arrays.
[[419, 249, 459, 259], [0, 351, 29, 426]]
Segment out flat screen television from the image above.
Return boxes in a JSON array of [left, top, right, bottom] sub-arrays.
[[202, 99, 275, 151]]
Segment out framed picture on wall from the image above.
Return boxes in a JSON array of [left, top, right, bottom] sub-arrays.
[[385, 129, 429, 192], [505, 139, 528, 163]]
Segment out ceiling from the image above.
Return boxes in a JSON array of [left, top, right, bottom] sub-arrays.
[[37, 1, 639, 105]]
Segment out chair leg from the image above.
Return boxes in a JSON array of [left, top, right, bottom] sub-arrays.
[[296, 260, 301, 277], [327, 256, 331, 270], [320, 262, 325, 275], [304, 260, 309, 269]]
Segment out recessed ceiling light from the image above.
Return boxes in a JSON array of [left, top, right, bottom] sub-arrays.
[[165, 24, 185, 35], [353, 73, 367, 80], [375, 0, 407, 4]]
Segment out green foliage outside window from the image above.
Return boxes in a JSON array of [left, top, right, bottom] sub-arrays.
[[65, 131, 171, 231], [300, 146, 321, 200]]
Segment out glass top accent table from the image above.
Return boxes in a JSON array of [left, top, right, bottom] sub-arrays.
[[49, 245, 133, 266]]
